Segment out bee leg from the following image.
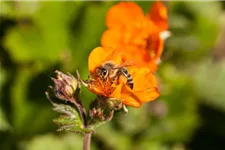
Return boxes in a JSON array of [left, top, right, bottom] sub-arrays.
[[122, 104, 128, 114], [80, 79, 89, 87]]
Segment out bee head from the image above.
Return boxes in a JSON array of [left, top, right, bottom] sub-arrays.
[[96, 67, 108, 79]]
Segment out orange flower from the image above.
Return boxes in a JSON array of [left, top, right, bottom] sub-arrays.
[[101, 1, 168, 72], [146, 1, 168, 32], [87, 47, 159, 107]]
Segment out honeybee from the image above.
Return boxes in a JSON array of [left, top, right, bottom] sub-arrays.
[[95, 60, 134, 90]]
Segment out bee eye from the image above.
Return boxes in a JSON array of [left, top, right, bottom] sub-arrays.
[[102, 69, 107, 76], [96, 68, 108, 77]]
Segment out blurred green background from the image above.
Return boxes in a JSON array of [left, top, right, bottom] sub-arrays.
[[1, 1, 225, 150]]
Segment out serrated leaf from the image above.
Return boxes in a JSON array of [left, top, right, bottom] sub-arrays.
[[52, 103, 93, 134]]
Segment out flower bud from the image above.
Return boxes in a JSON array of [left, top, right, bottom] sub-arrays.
[[106, 98, 123, 110], [51, 70, 78, 103], [89, 108, 105, 121]]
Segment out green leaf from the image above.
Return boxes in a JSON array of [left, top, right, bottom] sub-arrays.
[[0, 1, 40, 18], [95, 123, 132, 150], [4, 1, 84, 64], [52, 103, 93, 134], [9, 67, 55, 135], [0, 107, 11, 131], [193, 60, 225, 112], [152, 64, 199, 142], [167, 1, 222, 63], [21, 133, 93, 150], [0, 62, 6, 93]]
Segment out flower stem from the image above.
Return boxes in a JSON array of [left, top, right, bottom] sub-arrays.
[[75, 70, 92, 150], [83, 133, 92, 150], [75, 100, 88, 127]]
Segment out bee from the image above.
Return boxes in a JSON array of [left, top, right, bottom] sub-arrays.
[[95, 60, 134, 90]]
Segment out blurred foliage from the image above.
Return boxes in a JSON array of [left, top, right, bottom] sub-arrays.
[[193, 60, 225, 111], [1, 1, 225, 150], [21, 133, 97, 150]]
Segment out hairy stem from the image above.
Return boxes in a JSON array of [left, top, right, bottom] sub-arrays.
[[76, 70, 92, 150], [76, 100, 88, 127], [74, 70, 88, 127], [83, 133, 92, 150]]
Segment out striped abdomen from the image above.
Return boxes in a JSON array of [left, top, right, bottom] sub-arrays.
[[120, 68, 134, 90]]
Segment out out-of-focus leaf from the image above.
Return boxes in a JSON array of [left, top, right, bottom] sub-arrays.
[[114, 106, 150, 134], [193, 60, 225, 112], [145, 64, 199, 142], [4, 1, 84, 64], [0, 56, 9, 132], [95, 123, 132, 150], [10, 67, 56, 135], [0, 63, 6, 93], [136, 142, 186, 150], [0, 1, 40, 18], [134, 141, 169, 150], [169, 14, 191, 30], [4, 26, 48, 62], [0, 1, 12, 17], [167, 1, 222, 63], [21, 133, 96, 150], [0, 107, 11, 131]]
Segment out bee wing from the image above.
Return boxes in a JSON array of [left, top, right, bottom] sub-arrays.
[[102, 47, 135, 69], [115, 60, 135, 69], [105, 47, 123, 61]]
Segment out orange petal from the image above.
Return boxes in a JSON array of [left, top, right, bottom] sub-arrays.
[[110, 74, 142, 107], [119, 67, 159, 107], [147, 1, 168, 31], [120, 83, 142, 108], [148, 33, 164, 60], [116, 46, 150, 67], [88, 47, 122, 72], [135, 87, 160, 103], [109, 82, 122, 99], [147, 61, 158, 72], [129, 67, 157, 91], [88, 83, 104, 96], [130, 68, 159, 102], [101, 29, 122, 49], [122, 96, 142, 108], [120, 83, 159, 107], [106, 2, 144, 28]]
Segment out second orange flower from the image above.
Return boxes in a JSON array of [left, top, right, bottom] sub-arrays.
[[101, 1, 169, 72]]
